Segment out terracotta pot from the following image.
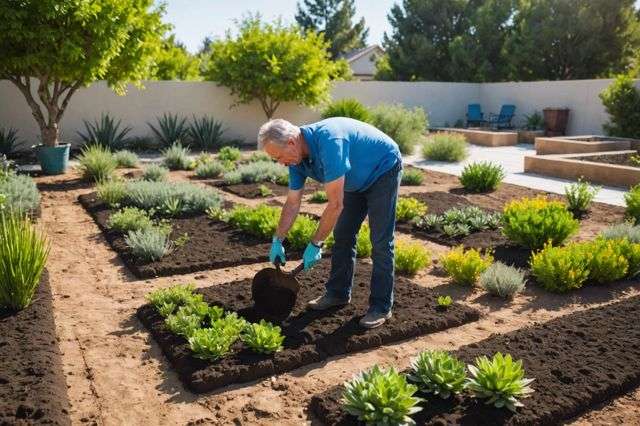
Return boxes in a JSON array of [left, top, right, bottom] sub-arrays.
[[543, 108, 570, 136]]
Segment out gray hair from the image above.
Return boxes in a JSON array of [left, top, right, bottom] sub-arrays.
[[257, 119, 300, 150]]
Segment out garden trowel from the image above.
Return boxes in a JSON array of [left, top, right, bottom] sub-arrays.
[[251, 260, 304, 320]]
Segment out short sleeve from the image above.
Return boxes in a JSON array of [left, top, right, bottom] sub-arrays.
[[288, 165, 306, 190], [319, 138, 351, 182]]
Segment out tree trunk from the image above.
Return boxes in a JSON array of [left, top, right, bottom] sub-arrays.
[[41, 125, 59, 147]]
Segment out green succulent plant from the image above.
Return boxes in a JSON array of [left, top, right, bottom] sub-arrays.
[[409, 350, 466, 399]]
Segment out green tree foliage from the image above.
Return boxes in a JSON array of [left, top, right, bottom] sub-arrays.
[[205, 15, 339, 119], [295, 0, 369, 58], [0, 0, 165, 146], [599, 74, 640, 139], [152, 34, 201, 81]]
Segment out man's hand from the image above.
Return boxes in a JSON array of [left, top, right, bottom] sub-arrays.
[[303, 242, 322, 270], [269, 236, 286, 265]]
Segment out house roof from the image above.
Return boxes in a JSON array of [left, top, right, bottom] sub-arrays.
[[340, 45, 385, 63]]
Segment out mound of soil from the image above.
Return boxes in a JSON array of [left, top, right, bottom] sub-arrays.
[[137, 260, 480, 393], [0, 272, 71, 425], [78, 193, 304, 279], [311, 294, 640, 425]]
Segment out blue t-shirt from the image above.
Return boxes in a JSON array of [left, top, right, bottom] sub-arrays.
[[289, 117, 401, 192]]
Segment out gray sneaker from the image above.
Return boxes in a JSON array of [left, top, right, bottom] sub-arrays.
[[359, 311, 392, 329], [307, 293, 350, 311]]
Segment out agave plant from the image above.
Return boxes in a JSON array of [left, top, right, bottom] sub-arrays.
[[148, 112, 190, 148], [409, 350, 466, 399], [0, 127, 22, 156], [189, 115, 225, 150], [77, 113, 132, 150]]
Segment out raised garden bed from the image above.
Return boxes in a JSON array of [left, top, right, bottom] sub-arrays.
[[136, 260, 480, 393], [0, 272, 71, 425], [534, 135, 639, 155], [311, 293, 640, 425], [435, 128, 518, 147], [575, 152, 639, 167]]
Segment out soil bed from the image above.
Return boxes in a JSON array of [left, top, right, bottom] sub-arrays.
[[576, 152, 640, 168], [311, 294, 640, 425], [0, 272, 71, 425], [137, 260, 480, 393], [78, 192, 304, 279], [214, 180, 322, 199]]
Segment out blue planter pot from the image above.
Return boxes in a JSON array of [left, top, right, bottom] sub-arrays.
[[36, 144, 70, 175]]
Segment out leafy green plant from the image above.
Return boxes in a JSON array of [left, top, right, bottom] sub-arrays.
[[613, 238, 640, 277], [107, 207, 153, 233], [247, 151, 272, 163], [479, 262, 526, 298], [0, 173, 40, 217], [501, 196, 579, 249], [241, 319, 285, 354], [258, 184, 273, 197], [287, 215, 318, 250], [396, 197, 428, 223], [440, 245, 493, 286], [113, 150, 138, 168], [342, 365, 423, 425], [437, 295, 453, 308], [148, 113, 190, 148], [415, 206, 500, 236], [162, 142, 191, 170], [223, 161, 288, 184], [370, 103, 428, 155], [77, 113, 132, 150], [146, 284, 199, 315], [401, 168, 424, 186], [173, 232, 190, 248], [601, 222, 640, 243], [188, 326, 238, 361], [395, 240, 431, 276], [142, 164, 169, 182], [523, 111, 544, 130], [564, 180, 600, 217], [276, 173, 289, 186], [530, 242, 590, 292], [409, 350, 466, 399], [321, 98, 372, 123], [309, 190, 328, 203], [599, 74, 640, 139], [466, 353, 535, 412], [189, 115, 225, 150], [227, 205, 280, 239], [165, 310, 201, 338], [0, 214, 50, 311], [218, 146, 241, 162], [195, 160, 225, 179], [459, 162, 505, 193], [76, 144, 117, 182], [422, 132, 468, 162], [625, 184, 640, 224], [96, 179, 127, 207], [0, 127, 22, 156], [125, 227, 172, 261]]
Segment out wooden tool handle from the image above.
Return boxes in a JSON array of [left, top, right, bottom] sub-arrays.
[[291, 262, 305, 277]]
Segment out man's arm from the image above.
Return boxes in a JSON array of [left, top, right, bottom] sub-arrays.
[[312, 176, 344, 244], [275, 189, 303, 239]]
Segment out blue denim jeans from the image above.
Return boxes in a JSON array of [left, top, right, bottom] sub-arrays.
[[325, 161, 402, 314]]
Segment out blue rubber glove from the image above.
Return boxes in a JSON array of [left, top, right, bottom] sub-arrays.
[[303, 242, 322, 270], [269, 236, 286, 265]]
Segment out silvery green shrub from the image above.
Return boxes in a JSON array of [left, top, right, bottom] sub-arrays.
[[0, 173, 40, 216], [162, 142, 191, 170], [125, 227, 172, 261], [479, 262, 526, 298], [223, 160, 287, 184], [124, 181, 221, 214], [600, 222, 640, 243], [142, 164, 169, 182]]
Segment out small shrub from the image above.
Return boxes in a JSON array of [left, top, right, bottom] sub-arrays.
[[276, 173, 289, 186], [342, 365, 423, 425], [321, 98, 372, 123], [396, 197, 427, 223], [601, 222, 640, 243], [370, 103, 428, 155], [479, 262, 526, 298], [107, 207, 153, 233], [0, 173, 40, 216], [247, 151, 272, 163], [625, 184, 640, 224], [401, 168, 424, 186], [241, 319, 285, 354], [148, 112, 190, 148], [0, 127, 22, 156], [125, 227, 172, 261], [287, 215, 318, 250], [501, 196, 579, 249], [466, 353, 535, 412], [76, 144, 117, 182], [0, 214, 50, 311], [223, 161, 288, 185], [309, 190, 328, 203], [395, 240, 431, 276], [614, 238, 640, 277], [142, 164, 169, 182], [113, 150, 138, 168], [579, 238, 629, 284], [564, 180, 600, 217], [422, 132, 468, 162], [258, 184, 273, 197], [218, 146, 241, 162], [125, 180, 222, 214], [189, 115, 225, 150], [599, 73, 640, 139], [162, 142, 191, 170], [77, 113, 131, 150], [195, 160, 225, 178], [437, 295, 453, 308], [227, 205, 280, 239], [530, 242, 590, 292], [188, 327, 238, 361], [459, 162, 505, 193], [96, 179, 127, 207], [409, 350, 466, 399], [440, 245, 493, 286]]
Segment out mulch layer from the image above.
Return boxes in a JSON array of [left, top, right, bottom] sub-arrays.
[[136, 260, 480, 393], [214, 180, 323, 199], [576, 152, 639, 168], [78, 193, 304, 279], [0, 272, 71, 425], [311, 294, 640, 425]]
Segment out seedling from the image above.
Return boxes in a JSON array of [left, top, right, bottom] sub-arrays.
[[437, 295, 453, 308], [258, 184, 273, 197], [309, 190, 328, 203], [174, 232, 190, 248]]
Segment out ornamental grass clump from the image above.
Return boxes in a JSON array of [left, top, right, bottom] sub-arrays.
[[395, 240, 431, 276], [466, 352, 534, 412], [342, 365, 423, 426], [321, 98, 372, 123], [530, 242, 590, 292], [309, 190, 328, 203], [370, 103, 428, 155], [96, 179, 127, 207], [195, 160, 225, 178], [107, 207, 153, 233], [125, 227, 172, 262], [218, 146, 241, 162], [478, 262, 526, 299], [142, 164, 169, 182], [440, 245, 493, 286], [396, 197, 428, 223], [162, 142, 191, 170], [113, 150, 138, 168], [223, 161, 288, 185], [76, 144, 117, 182], [564, 180, 600, 217], [624, 184, 640, 224], [241, 319, 285, 354], [501, 196, 579, 250], [0, 173, 40, 217], [409, 350, 466, 399], [422, 132, 468, 162], [459, 161, 505, 193], [401, 168, 424, 186], [0, 214, 50, 311]]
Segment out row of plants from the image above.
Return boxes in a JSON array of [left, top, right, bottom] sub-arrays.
[[147, 284, 285, 360], [0, 158, 40, 217], [415, 205, 501, 239], [342, 351, 534, 424]]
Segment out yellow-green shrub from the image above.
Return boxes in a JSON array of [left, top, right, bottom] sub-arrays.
[[395, 240, 431, 276], [440, 245, 493, 286], [396, 197, 428, 223], [530, 242, 591, 292]]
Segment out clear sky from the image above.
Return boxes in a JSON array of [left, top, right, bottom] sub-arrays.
[[161, 0, 397, 53]]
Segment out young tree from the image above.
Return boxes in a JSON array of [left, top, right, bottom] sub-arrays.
[[295, 0, 369, 58], [152, 34, 201, 81], [599, 74, 640, 139], [205, 16, 339, 119], [0, 0, 164, 147]]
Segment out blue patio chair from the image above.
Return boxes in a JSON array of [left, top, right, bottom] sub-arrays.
[[488, 104, 516, 129], [466, 104, 485, 127]]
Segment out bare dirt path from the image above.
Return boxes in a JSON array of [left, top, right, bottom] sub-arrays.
[[37, 168, 640, 425]]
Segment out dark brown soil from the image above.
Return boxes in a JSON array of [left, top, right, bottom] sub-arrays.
[[311, 294, 640, 425], [137, 260, 480, 393], [214, 180, 323, 199], [78, 193, 304, 279], [0, 272, 71, 425], [576, 152, 639, 168]]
